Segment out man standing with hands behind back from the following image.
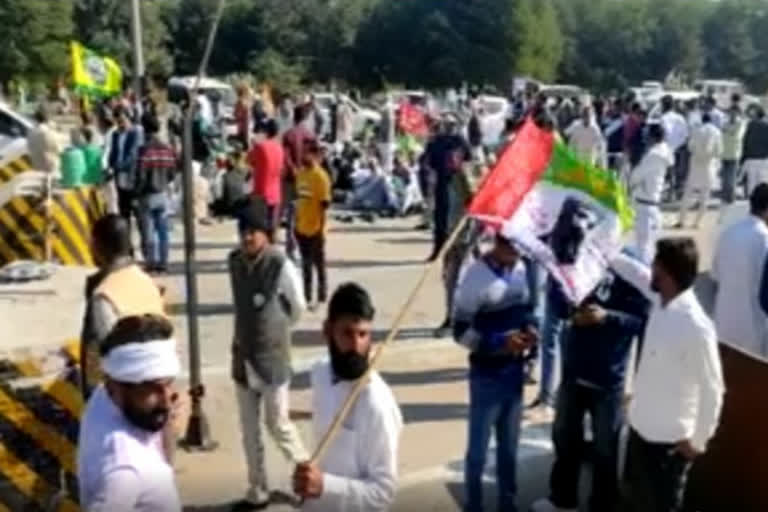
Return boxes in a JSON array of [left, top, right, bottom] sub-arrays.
[[452, 232, 539, 512]]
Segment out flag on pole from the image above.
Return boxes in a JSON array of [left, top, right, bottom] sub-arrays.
[[469, 119, 634, 303], [70, 41, 123, 98]]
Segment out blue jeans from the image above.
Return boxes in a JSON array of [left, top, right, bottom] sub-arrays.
[[549, 380, 624, 512], [537, 293, 566, 406], [138, 197, 169, 267], [465, 367, 524, 512]]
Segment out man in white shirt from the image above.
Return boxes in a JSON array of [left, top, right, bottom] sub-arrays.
[[565, 106, 606, 166], [676, 113, 723, 229], [229, 199, 309, 511], [610, 238, 724, 512], [712, 184, 768, 358], [27, 104, 63, 174], [659, 96, 690, 199], [293, 283, 403, 512], [77, 314, 182, 512], [629, 123, 675, 264]]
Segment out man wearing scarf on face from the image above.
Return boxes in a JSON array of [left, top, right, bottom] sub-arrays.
[[77, 314, 182, 512], [293, 283, 403, 511]]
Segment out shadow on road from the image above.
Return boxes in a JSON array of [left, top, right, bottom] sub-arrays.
[[400, 402, 469, 423], [330, 225, 419, 234], [375, 236, 431, 246], [184, 491, 296, 512], [327, 259, 425, 269], [165, 257, 425, 276]]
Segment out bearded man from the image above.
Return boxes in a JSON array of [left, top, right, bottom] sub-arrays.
[[292, 283, 404, 511], [77, 314, 182, 511]]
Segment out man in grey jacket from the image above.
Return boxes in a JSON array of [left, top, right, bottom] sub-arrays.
[[229, 198, 308, 511]]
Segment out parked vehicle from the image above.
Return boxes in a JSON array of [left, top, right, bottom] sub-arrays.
[[693, 79, 745, 108], [313, 93, 382, 139]]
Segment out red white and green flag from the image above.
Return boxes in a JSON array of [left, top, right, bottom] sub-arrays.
[[469, 119, 635, 303]]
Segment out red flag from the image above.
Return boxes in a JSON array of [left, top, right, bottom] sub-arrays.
[[397, 102, 428, 137], [468, 119, 555, 224]]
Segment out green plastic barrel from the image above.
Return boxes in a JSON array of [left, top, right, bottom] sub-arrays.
[[59, 147, 87, 188], [81, 144, 104, 185]]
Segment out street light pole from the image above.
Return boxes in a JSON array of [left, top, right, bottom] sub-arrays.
[[130, 0, 145, 115], [179, 0, 227, 452]]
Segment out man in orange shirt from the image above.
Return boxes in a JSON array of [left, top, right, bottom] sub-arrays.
[[295, 140, 331, 308], [249, 119, 285, 242]]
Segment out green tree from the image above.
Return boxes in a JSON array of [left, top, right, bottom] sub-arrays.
[[0, 0, 74, 84], [512, 0, 563, 82], [74, 0, 174, 80]]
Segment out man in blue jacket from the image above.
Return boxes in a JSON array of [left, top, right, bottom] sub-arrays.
[[453, 233, 539, 512], [108, 106, 144, 236], [530, 263, 650, 512]]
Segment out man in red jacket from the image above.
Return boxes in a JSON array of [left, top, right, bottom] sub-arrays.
[[249, 119, 285, 242]]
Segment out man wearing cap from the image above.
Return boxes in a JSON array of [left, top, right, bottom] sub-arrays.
[[229, 198, 308, 511], [77, 314, 182, 511], [452, 232, 539, 512]]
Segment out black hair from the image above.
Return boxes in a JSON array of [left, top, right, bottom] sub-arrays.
[[661, 95, 674, 112], [750, 183, 768, 216], [655, 237, 699, 291], [92, 214, 132, 260], [142, 114, 160, 135], [82, 127, 95, 144], [100, 314, 173, 357], [328, 283, 375, 323], [264, 118, 279, 138], [648, 123, 665, 143], [294, 104, 308, 124], [702, 112, 712, 124], [113, 105, 129, 121]]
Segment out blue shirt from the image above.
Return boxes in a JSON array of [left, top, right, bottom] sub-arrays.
[[452, 255, 538, 377], [549, 270, 650, 390]]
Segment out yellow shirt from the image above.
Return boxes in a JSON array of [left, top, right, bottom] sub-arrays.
[[295, 164, 332, 236]]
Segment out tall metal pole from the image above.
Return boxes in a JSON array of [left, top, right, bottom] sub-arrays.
[[130, 0, 145, 117], [179, 0, 227, 451]]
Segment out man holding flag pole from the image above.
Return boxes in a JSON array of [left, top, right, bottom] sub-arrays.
[[289, 113, 636, 512]]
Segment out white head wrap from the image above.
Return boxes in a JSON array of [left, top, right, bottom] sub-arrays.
[[101, 340, 180, 383]]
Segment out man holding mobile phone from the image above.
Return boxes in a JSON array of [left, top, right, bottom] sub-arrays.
[[453, 232, 540, 512]]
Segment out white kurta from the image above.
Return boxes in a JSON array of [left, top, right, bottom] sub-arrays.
[[303, 361, 403, 512], [712, 216, 768, 357], [565, 120, 606, 166], [77, 386, 181, 512], [629, 142, 675, 263], [686, 123, 723, 190]]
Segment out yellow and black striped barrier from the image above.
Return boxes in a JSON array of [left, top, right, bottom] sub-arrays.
[[0, 154, 107, 267], [0, 342, 83, 511], [0, 154, 31, 185]]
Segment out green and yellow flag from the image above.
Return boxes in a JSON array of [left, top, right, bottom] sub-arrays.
[[70, 41, 122, 98]]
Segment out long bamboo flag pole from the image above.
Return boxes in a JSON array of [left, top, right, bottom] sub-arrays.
[[309, 214, 470, 464]]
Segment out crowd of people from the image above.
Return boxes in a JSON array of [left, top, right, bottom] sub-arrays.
[[48, 80, 768, 512]]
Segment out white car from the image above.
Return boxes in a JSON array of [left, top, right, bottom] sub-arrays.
[[0, 102, 35, 150], [313, 93, 382, 138], [647, 90, 703, 120], [0, 102, 67, 160]]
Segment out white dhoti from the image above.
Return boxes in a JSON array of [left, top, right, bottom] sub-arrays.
[[678, 158, 718, 228], [633, 200, 661, 264], [743, 158, 768, 195]]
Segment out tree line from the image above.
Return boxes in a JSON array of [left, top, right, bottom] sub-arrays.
[[2, 0, 767, 96]]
